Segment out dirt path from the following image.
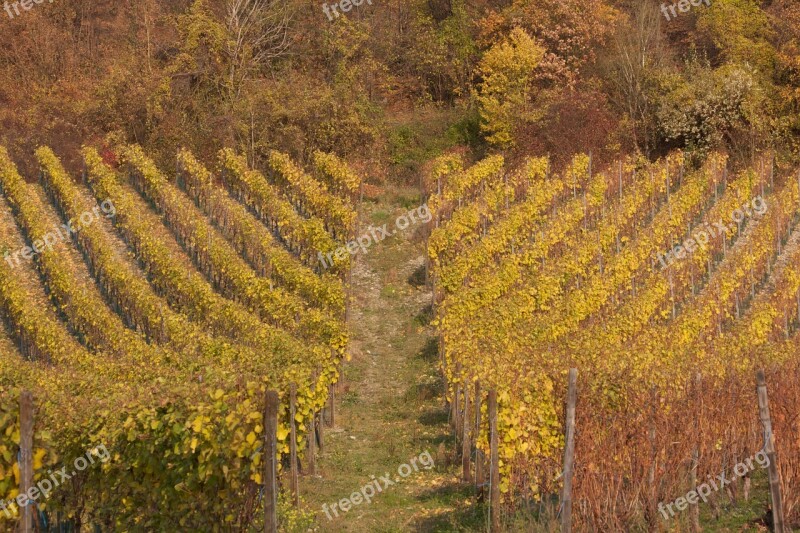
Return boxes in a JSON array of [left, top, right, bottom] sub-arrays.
[[299, 187, 476, 532]]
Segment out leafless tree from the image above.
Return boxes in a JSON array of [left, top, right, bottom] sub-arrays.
[[225, 0, 292, 98], [605, 1, 668, 156]]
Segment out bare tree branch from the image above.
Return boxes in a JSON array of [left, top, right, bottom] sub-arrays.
[[225, 0, 292, 98]]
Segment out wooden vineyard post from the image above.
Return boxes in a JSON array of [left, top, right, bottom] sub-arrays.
[[690, 373, 702, 533], [264, 390, 279, 533], [647, 387, 658, 526], [315, 368, 323, 449], [289, 383, 300, 507], [346, 254, 352, 324], [307, 413, 317, 477], [474, 381, 484, 494], [690, 449, 700, 532], [456, 384, 464, 441], [452, 364, 461, 436], [19, 391, 34, 533], [462, 382, 471, 483], [327, 382, 335, 428], [562, 369, 578, 533], [756, 370, 786, 533], [439, 332, 447, 413], [316, 411, 324, 451], [307, 374, 318, 477], [453, 385, 461, 436], [488, 389, 500, 533]]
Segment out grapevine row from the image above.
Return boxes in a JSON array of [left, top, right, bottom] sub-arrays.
[[177, 149, 345, 314], [441, 154, 505, 203], [81, 147, 315, 366], [120, 145, 346, 353], [267, 150, 356, 241], [433, 164, 560, 292], [36, 147, 250, 367], [440, 157, 647, 327], [564, 164, 760, 363], [505, 156, 720, 352], [311, 150, 361, 199], [0, 148, 170, 369], [218, 149, 344, 271], [428, 156, 547, 268]]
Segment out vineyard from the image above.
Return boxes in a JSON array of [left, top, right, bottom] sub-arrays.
[[427, 151, 800, 530], [4, 0, 800, 529], [1, 138, 799, 531], [0, 144, 358, 529]]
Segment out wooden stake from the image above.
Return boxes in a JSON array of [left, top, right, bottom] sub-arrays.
[[756, 370, 786, 533], [462, 382, 471, 483], [647, 387, 658, 526], [18, 391, 34, 533], [690, 373, 702, 532], [474, 381, 484, 493], [327, 383, 335, 427], [488, 389, 500, 533], [346, 254, 352, 323], [690, 448, 701, 532], [453, 385, 461, 437], [264, 390, 279, 533], [289, 384, 299, 507], [562, 369, 578, 533], [307, 413, 317, 477], [307, 372, 318, 476], [316, 411, 324, 451]]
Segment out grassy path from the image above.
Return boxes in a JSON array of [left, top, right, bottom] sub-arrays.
[[299, 186, 478, 532]]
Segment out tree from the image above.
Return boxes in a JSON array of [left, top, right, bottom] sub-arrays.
[[696, 0, 776, 74], [475, 27, 544, 148], [225, 0, 292, 98], [476, 0, 619, 88], [658, 62, 766, 158], [604, 1, 669, 157]]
